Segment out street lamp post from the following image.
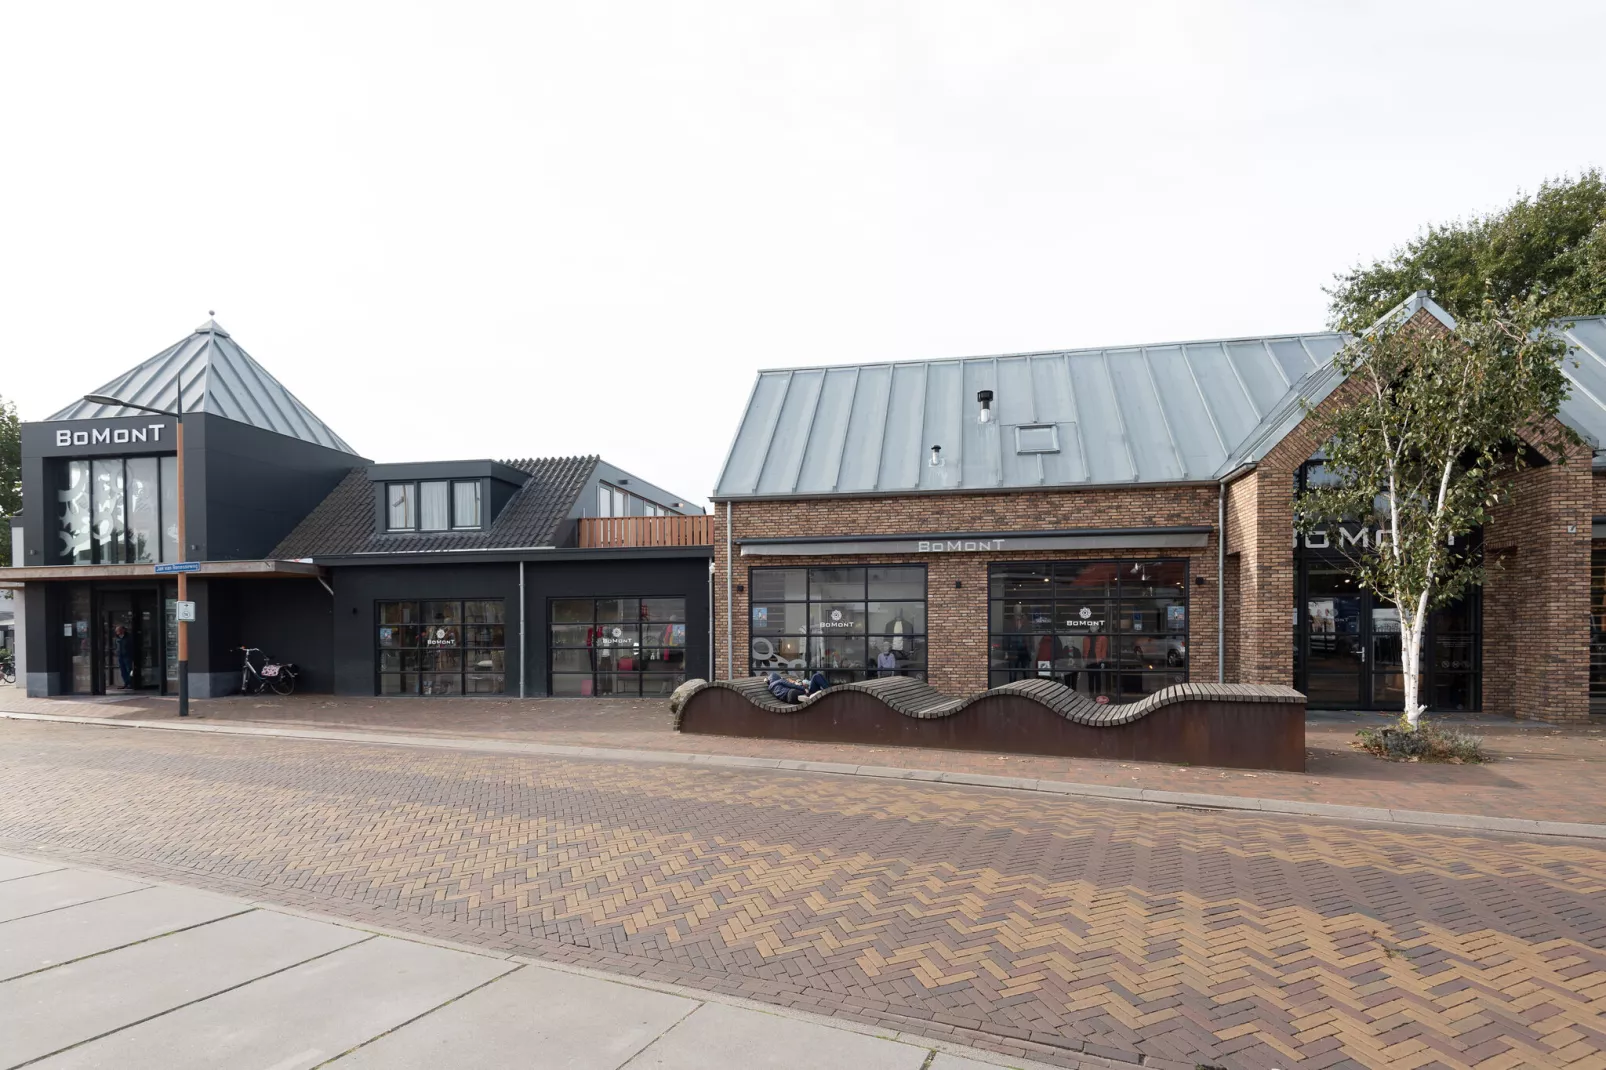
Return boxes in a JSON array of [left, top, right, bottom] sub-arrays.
[[83, 380, 190, 717]]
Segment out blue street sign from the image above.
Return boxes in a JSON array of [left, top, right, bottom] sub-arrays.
[[154, 561, 201, 574]]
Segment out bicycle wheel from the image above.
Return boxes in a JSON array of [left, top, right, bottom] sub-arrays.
[[270, 672, 296, 696]]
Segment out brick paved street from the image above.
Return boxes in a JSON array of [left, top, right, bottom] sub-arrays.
[[2, 719, 1604, 1067], [7, 686, 1602, 825]]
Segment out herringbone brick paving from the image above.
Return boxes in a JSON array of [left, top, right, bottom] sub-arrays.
[[2, 719, 1603, 1068]]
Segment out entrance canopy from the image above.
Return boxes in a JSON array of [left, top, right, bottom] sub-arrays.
[[0, 560, 325, 582]]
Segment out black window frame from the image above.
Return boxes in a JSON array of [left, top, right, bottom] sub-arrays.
[[385, 480, 485, 532], [547, 596, 689, 697], [987, 559, 1189, 700], [747, 565, 928, 685], [375, 598, 507, 696], [56, 454, 180, 565]]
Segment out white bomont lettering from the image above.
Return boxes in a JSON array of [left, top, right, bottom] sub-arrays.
[[149, 424, 164, 441], [112, 429, 129, 444], [72, 431, 88, 446], [131, 427, 147, 442], [91, 428, 110, 444], [1339, 527, 1368, 549], [56, 430, 71, 446]]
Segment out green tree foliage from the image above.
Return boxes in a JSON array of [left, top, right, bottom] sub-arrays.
[[0, 395, 19, 567], [1327, 170, 1606, 326], [1296, 298, 1575, 726]]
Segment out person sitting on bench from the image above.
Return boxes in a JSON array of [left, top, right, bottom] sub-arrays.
[[767, 670, 829, 704]]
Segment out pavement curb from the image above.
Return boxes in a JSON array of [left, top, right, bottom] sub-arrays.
[[6, 708, 1605, 842]]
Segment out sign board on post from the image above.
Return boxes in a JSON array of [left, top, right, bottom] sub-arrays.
[[174, 601, 196, 622], [154, 562, 201, 574]]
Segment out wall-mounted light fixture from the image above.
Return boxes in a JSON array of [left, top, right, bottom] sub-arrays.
[[977, 390, 994, 423]]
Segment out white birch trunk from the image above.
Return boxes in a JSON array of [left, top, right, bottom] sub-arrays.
[[1401, 590, 1429, 727]]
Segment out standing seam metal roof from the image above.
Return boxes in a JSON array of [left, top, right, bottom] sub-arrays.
[[714, 330, 1350, 498], [48, 320, 357, 454], [714, 297, 1606, 500]]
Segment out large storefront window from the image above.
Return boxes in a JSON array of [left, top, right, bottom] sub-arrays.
[[377, 600, 505, 695], [57, 455, 179, 564], [749, 567, 927, 684], [988, 560, 1188, 698], [549, 597, 687, 696]]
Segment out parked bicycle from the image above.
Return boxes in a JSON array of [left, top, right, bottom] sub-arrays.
[[238, 646, 299, 696], [0, 655, 15, 685]]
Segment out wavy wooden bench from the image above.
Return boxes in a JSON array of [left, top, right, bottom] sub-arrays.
[[672, 677, 1306, 771]]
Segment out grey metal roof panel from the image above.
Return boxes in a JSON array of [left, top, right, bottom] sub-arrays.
[[714, 330, 1351, 498], [49, 320, 357, 454], [271, 455, 599, 558], [716, 297, 1606, 498]]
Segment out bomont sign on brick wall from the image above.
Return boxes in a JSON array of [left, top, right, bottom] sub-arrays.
[[915, 538, 1007, 553]]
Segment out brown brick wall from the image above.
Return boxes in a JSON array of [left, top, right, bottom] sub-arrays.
[[1481, 432, 1594, 723], [712, 486, 1219, 694]]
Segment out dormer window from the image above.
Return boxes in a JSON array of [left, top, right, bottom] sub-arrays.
[[387, 480, 483, 532]]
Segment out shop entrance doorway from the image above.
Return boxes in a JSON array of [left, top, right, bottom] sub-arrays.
[[98, 591, 162, 692], [1298, 566, 1481, 712], [1301, 568, 1403, 709]]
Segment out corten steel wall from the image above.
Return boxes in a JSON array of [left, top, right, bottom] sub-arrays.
[[1481, 428, 1594, 724], [712, 486, 1220, 695]]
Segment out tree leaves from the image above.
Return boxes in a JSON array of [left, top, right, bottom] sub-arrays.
[[1326, 170, 1606, 327]]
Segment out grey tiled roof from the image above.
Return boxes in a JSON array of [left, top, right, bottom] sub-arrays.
[[272, 456, 599, 558], [51, 320, 357, 454]]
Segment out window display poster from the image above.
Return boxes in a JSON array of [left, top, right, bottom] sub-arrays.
[[1167, 605, 1186, 631]]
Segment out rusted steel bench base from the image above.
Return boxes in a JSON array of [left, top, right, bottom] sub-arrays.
[[674, 679, 1306, 772]]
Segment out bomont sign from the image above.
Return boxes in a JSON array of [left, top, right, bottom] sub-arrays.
[[54, 424, 168, 448]]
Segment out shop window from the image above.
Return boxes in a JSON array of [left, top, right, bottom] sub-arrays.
[[386, 480, 484, 532], [57, 455, 180, 564], [749, 566, 926, 684], [549, 596, 687, 697], [376, 599, 505, 695], [987, 560, 1187, 699]]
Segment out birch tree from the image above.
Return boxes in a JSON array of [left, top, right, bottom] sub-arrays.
[[1296, 297, 1574, 727]]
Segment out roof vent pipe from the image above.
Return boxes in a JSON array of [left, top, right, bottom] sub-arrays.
[[976, 390, 994, 424], [929, 444, 943, 467]]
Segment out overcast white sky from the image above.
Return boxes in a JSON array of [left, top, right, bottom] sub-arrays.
[[2, 1, 1603, 506]]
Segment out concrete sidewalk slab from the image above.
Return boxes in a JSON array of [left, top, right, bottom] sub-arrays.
[[0, 855, 64, 883], [1, 911, 368, 1067], [7, 708, 1605, 841], [32, 935, 517, 1070], [0, 884, 246, 981], [334, 961, 698, 1069], [0, 869, 147, 923], [624, 1001, 929, 1069]]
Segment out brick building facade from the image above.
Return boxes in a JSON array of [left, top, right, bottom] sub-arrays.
[[711, 297, 1606, 725]]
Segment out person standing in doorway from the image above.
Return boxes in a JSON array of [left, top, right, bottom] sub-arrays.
[[113, 625, 133, 689]]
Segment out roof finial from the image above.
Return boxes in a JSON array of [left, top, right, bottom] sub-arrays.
[[208, 309, 216, 317]]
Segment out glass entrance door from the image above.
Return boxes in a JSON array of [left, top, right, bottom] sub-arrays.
[[1302, 569, 1410, 711], [98, 591, 162, 692], [1304, 568, 1366, 706]]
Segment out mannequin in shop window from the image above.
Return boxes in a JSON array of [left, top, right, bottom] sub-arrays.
[[876, 641, 898, 677], [889, 610, 907, 655]]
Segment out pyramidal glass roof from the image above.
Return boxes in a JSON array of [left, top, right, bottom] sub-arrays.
[[49, 320, 358, 454]]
